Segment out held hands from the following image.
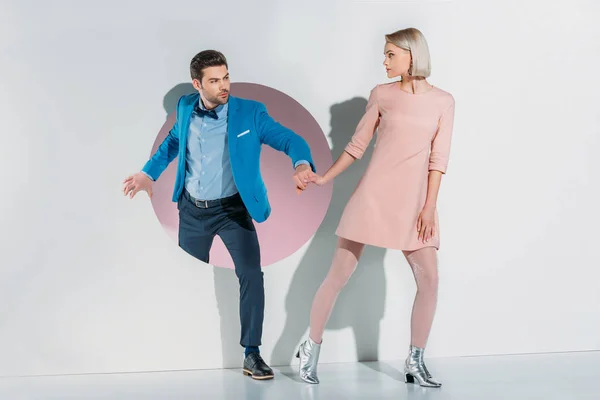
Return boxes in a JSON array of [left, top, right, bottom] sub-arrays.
[[417, 206, 436, 243], [123, 172, 153, 199], [293, 164, 327, 194]]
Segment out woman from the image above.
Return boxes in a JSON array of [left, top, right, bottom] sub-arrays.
[[296, 27, 455, 388]]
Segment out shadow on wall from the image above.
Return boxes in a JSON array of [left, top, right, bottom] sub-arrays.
[[270, 97, 387, 366], [163, 83, 196, 116], [161, 85, 387, 368]]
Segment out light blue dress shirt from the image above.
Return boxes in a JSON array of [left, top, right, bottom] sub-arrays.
[[185, 101, 237, 200]]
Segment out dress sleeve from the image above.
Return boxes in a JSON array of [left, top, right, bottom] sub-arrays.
[[344, 86, 380, 159], [428, 99, 455, 173]]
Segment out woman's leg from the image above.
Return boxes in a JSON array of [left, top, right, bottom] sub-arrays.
[[403, 246, 439, 348], [402, 246, 441, 387], [298, 237, 364, 384], [309, 237, 365, 343]]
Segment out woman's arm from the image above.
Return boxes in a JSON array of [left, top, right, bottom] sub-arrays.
[[418, 98, 456, 243], [311, 86, 380, 187], [317, 150, 357, 185], [418, 171, 443, 243]]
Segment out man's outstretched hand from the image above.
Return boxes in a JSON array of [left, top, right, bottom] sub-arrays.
[[123, 172, 153, 199]]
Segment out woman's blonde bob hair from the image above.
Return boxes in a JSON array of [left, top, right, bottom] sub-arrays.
[[385, 28, 431, 78]]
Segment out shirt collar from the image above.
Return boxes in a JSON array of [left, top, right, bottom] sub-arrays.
[[197, 98, 228, 118]]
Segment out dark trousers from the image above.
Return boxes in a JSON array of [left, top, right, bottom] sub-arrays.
[[178, 190, 264, 347]]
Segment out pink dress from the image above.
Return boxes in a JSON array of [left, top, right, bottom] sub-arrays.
[[335, 82, 455, 251]]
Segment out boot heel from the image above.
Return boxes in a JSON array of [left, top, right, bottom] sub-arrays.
[[404, 373, 414, 383]]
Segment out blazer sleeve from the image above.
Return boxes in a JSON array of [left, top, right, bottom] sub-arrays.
[[344, 86, 380, 159], [255, 103, 316, 172], [141, 97, 182, 180], [428, 98, 455, 174]]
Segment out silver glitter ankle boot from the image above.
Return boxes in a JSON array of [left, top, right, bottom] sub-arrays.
[[404, 345, 442, 388], [296, 337, 321, 384]]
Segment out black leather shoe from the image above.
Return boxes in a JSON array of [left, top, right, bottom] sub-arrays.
[[243, 353, 274, 380]]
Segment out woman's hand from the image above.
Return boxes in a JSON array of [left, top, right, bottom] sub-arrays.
[[417, 206, 436, 243], [311, 174, 328, 186], [296, 174, 329, 194]]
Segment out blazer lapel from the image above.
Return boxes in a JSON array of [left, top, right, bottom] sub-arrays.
[[227, 96, 241, 158]]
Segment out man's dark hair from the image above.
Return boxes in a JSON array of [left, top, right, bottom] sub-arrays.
[[190, 50, 228, 82]]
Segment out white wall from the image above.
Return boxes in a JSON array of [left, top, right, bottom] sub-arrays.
[[1, 0, 599, 376]]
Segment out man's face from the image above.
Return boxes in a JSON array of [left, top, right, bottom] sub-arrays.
[[193, 65, 230, 107]]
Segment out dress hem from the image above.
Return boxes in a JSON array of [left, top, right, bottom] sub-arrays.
[[335, 232, 439, 252]]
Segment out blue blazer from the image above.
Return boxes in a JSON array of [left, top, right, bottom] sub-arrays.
[[142, 93, 316, 223]]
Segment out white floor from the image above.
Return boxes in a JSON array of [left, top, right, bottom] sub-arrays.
[[1, 352, 598, 400]]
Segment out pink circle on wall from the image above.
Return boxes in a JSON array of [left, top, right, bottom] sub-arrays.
[[149, 82, 333, 269]]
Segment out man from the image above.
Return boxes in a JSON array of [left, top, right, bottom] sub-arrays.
[[122, 50, 316, 380]]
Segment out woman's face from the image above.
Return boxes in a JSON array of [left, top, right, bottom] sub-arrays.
[[383, 42, 411, 78]]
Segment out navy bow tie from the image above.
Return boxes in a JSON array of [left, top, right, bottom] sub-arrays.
[[195, 105, 218, 120]]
